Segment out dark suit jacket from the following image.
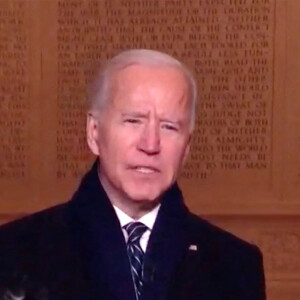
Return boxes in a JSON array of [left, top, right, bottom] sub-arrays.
[[0, 163, 265, 300]]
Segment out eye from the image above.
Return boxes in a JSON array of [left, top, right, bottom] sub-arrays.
[[123, 117, 142, 124], [161, 122, 179, 132]]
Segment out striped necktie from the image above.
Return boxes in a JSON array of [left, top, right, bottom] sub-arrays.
[[124, 222, 148, 300]]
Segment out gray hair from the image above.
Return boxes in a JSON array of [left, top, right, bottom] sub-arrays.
[[87, 49, 197, 132]]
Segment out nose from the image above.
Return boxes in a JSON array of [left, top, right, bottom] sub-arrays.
[[137, 121, 160, 155]]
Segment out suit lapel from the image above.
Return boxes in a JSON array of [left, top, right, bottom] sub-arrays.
[[142, 185, 190, 300], [169, 221, 224, 300], [67, 163, 136, 300], [142, 185, 221, 300]]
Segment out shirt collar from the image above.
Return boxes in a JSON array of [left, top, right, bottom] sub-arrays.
[[113, 204, 161, 230]]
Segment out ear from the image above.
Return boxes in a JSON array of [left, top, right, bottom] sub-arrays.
[[86, 112, 101, 156]]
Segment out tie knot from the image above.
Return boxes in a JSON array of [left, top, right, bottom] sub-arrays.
[[124, 222, 148, 245]]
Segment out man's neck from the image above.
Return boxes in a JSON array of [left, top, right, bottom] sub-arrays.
[[111, 199, 159, 220]]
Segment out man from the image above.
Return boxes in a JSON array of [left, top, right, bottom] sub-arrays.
[[0, 49, 265, 300]]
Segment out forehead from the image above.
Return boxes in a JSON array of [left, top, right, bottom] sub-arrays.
[[110, 64, 190, 111], [115, 63, 186, 81]]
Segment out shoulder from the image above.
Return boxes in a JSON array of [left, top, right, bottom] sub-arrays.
[[0, 203, 69, 249], [0, 202, 76, 280], [0, 203, 82, 299]]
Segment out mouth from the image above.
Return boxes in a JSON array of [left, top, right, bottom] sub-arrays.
[[130, 166, 160, 174]]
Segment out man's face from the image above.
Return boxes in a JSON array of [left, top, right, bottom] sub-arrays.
[[87, 64, 191, 205]]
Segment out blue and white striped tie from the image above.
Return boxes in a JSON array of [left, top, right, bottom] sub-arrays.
[[124, 222, 148, 300]]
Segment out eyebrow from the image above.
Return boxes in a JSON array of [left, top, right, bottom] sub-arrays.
[[160, 118, 180, 124], [121, 112, 148, 118]]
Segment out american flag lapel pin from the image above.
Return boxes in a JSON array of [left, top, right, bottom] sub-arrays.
[[189, 244, 198, 251]]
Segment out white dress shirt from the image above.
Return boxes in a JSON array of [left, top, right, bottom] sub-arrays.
[[113, 204, 161, 253]]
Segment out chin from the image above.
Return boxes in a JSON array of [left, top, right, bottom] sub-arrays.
[[121, 175, 174, 201], [128, 193, 160, 203], [125, 189, 156, 201], [124, 184, 168, 204]]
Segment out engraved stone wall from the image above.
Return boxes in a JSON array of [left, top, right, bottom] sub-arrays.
[[0, 1, 29, 180], [55, 0, 274, 184]]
